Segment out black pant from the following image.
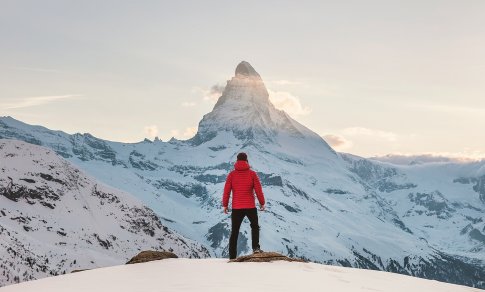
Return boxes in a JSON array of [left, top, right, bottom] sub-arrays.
[[229, 208, 260, 259]]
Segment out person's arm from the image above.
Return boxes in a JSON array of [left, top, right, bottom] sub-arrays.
[[222, 172, 232, 214], [253, 171, 265, 209]]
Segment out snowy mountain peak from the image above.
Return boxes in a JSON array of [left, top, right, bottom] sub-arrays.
[[191, 62, 335, 157], [235, 61, 261, 78], [213, 61, 269, 111]]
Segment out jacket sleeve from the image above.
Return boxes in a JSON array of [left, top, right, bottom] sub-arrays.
[[222, 172, 232, 207], [252, 171, 265, 205]]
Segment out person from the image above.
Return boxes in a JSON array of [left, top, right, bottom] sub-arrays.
[[222, 152, 266, 259]]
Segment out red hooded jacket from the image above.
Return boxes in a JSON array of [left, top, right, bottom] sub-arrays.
[[222, 160, 265, 209]]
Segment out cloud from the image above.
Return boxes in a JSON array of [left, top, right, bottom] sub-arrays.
[[322, 134, 353, 150], [1, 95, 82, 109], [144, 125, 159, 138], [200, 84, 225, 102], [196, 83, 312, 117], [181, 101, 196, 107], [370, 151, 485, 164], [13, 66, 63, 73], [321, 127, 401, 154], [196, 84, 311, 118], [342, 127, 398, 142], [268, 90, 311, 117], [170, 127, 198, 139]]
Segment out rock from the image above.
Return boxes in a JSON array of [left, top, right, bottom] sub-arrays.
[[71, 269, 89, 273], [126, 250, 178, 264], [229, 252, 306, 263], [235, 61, 260, 78]]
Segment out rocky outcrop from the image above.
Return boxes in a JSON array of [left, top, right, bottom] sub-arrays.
[[229, 252, 305, 263], [71, 269, 89, 273], [126, 251, 178, 264], [235, 61, 261, 78], [0, 140, 209, 286]]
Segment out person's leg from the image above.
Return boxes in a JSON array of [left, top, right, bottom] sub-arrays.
[[246, 208, 260, 251], [229, 209, 245, 259]]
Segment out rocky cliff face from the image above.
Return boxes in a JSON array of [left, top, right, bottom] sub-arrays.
[[0, 139, 209, 286]]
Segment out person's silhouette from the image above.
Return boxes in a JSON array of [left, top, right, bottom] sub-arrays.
[[222, 152, 266, 259]]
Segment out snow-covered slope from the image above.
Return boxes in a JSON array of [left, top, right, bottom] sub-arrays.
[[1, 61, 484, 288], [0, 259, 482, 292], [0, 139, 209, 286]]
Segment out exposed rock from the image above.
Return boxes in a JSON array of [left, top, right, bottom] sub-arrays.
[[229, 252, 305, 263], [126, 251, 178, 264], [206, 222, 229, 249], [235, 61, 261, 78], [71, 269, 89, 273]]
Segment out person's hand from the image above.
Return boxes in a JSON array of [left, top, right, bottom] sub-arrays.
[[260, 204, 265, 211], [223, 206, 229, 214]]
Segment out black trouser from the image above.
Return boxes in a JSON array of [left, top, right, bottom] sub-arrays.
[[229, 208, 260, 259]]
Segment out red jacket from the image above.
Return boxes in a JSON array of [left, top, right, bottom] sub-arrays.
[[222, 161, 265, 209]]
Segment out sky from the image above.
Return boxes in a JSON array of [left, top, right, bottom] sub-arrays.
[[1, 0, 484, 159]]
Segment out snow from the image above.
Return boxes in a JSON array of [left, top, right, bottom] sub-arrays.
[[0, 139, 208, 285], [1, 61, 485, 288], [0, 259, 481, 292]]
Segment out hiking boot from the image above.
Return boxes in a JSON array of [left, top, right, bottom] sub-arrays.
[[253, 248, 263, 254]]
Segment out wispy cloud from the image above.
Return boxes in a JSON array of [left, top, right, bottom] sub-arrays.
[[144, 125, 159, 138], [0, 94, 82, 109], [12, 66, 64, 73], [322, 134, 353, 150], [170, 127, 197, 139], [197, 83, 311, 117], [321, 127, 401, 152], [371, 151, 485, 164], [268, 90, 311, 117], [194, 84, 225, 103]]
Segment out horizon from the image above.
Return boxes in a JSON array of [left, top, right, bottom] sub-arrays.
[[1, 1, 485, 160], [1, 112, 483, 164]]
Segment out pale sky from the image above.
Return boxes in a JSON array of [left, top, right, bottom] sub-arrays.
[[1, 1, 484, 159]]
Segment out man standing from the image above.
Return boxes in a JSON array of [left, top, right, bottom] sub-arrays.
[[222, 152, 266, 259]]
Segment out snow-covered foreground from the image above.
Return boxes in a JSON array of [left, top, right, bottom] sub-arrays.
[[0, 259, 481, 292]]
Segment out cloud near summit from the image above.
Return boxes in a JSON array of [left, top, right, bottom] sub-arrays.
[[323, 134, 353, 150], [268, 90, 311, 117], [199, 83, 311, 117], [201, 84, 226, 102]]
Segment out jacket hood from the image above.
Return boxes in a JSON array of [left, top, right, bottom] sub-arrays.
[[234, 160, 250, 171]]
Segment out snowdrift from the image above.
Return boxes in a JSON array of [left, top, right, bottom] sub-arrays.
[[0, 258, 481, 292]]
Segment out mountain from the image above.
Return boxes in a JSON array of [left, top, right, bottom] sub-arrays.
[[192, 61, 335, 158], [1, 61, 484, 288], [0, 139, 209, 286], [369, 154, 479, 165], [1, 258, 482, 292]]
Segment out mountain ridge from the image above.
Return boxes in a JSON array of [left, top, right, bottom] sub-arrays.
[[0, 139, 209, 286]]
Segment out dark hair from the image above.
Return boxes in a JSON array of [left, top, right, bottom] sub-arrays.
[[237, 152, 248, 161]]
